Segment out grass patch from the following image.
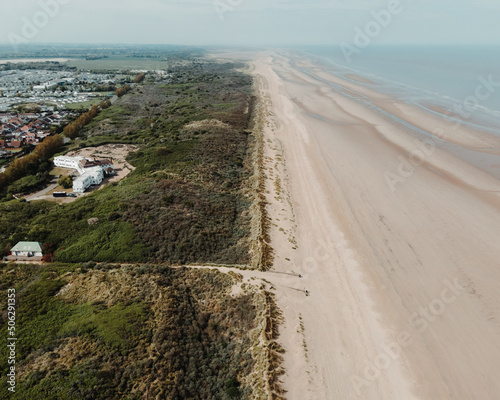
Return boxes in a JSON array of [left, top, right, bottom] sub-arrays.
[[55, 221, 147, 263], [86, 105, 133, 128], [63, 97, 103, 111], [0, 264, 266, 399], [60, 302, 146, 349]]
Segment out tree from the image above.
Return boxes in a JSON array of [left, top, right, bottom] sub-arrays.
[[0, 134, 63, 191], [134, 73, 146, 83], [115, 85, 131, 97], [42, 242, 57, 263], [63, 105, 100, 139], [58, 175, 73, 189], [34, 134, 64, 160]]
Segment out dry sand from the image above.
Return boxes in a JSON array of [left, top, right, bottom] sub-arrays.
[[248, 51, 500, 399]]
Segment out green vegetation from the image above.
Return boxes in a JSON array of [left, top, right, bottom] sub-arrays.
[[56, 221, 147, 263], [84, 105, 133, 131], [0, 180, 149, 262], [0, 135, 63, 197], [60, 302, 146, 350], [0, 51, 283, 399], [0, 59, 257, 267], [63, 97, 103, 111], [58, 175, 73, 189], [63, 105, 101, 139], [0, 263, 268, 399], [66, 56, 169, 71], [0, 44, 203, 72], [6, 174, 47, 195]]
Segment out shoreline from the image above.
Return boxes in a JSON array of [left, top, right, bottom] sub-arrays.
[[307, 53, 500, 134], [292, 56, 500, 187], [251, 50, 500, 399]]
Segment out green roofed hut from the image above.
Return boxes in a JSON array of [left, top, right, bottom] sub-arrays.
[[7, 242, 43, 261]]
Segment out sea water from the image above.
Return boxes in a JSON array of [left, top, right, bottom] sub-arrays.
[[298, 45, 500, 133]]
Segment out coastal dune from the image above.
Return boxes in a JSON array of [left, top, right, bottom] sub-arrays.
[[252, 51, 500, 399]]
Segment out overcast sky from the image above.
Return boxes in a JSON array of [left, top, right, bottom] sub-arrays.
[[1, 0, 500, 47]]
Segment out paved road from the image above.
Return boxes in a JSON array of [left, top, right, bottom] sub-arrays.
[[26, 182, 58, 202]]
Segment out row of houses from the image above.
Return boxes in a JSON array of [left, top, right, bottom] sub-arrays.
[[53, 155, 114, 193], [0, 112, 69, 153], [0, 68, 127, 112]]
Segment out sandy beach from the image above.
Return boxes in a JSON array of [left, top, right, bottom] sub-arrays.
[[249, 51, 500, 399]]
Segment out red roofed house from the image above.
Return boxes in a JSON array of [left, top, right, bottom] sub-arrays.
[[9, 118, 21, 125], [25, 132, 37, 144], [9, 140, 22, 149]]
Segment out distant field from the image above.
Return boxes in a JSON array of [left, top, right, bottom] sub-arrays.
[[64, 98, 103, 110], [0, 58, 71, 64], [67, 56, 169, 71], [0, 55, 170, 71]]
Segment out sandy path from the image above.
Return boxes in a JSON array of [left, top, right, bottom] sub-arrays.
[[250, 51, 500, 399]]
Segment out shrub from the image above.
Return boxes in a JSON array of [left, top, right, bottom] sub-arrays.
[[225, 378, 241, 398], [0, 266, 261, 399], [7, 174, 46, 194], [58, 175, 73, 189], [155, 147, 171, 156]]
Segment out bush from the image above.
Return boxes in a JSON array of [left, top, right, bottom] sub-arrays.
[[7, 174, 46, 194], [155, 147, 171, 156], [225, 378, 241, 398], [0, 266, 260, 399], [58, 175, 73, 189]]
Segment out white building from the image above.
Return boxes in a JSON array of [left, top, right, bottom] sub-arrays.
[[73, 166, 104, 193], [54, 155, 114, 193], [10, 242, 43, 258], [54, 156, 85, 173]]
